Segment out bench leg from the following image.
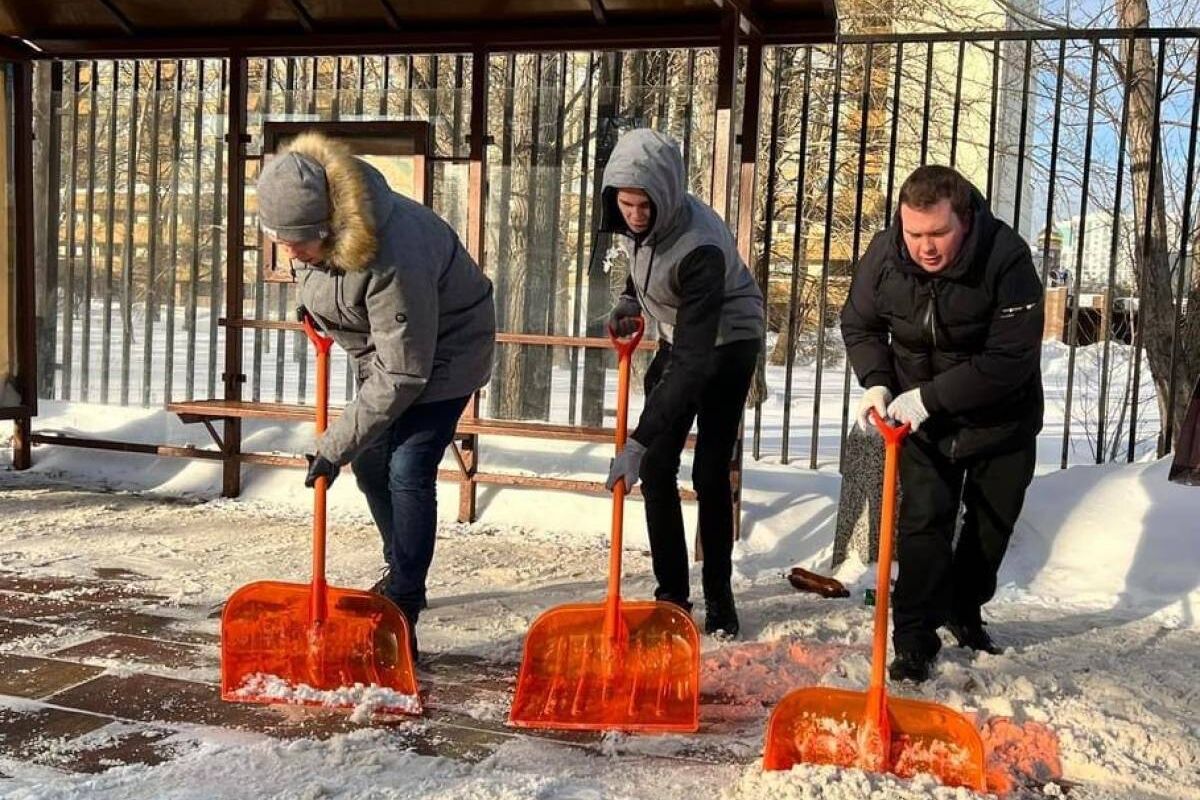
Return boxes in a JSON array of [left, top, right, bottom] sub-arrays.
[[457, 433, 478, 524], [222, 418, 242, 498], [12, 416, 31, 470]]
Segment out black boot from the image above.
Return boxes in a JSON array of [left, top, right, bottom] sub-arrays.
[[946, 620, 1002, 655], [368, 567, 390, 596], [704, 589, 739, 638], [654, 587, 694, 614], [888, 650, 934, 683]]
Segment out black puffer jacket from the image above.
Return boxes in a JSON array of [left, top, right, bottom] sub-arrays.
[[841, 191, 1044, 460]]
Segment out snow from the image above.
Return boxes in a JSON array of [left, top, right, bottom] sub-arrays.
[[230, 673, 422, 719], [1, 334, 1197, 798]]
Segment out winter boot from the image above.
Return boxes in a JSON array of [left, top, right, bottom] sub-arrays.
[[946, 620, 1002, 655], [704, 589, 739, 638], [888, 650, 934, 683]]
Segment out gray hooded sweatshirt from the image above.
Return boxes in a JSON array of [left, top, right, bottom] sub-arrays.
[[283, 133, 495, 466], [601, 129, 764, 445], [601, 128, 764, 347]]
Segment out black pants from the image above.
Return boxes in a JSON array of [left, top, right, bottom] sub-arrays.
[[893, 433, 1037, 658], [639, 338, 759, 606]]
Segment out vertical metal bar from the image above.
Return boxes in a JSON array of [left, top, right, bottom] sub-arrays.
[[252, 59, 271, 402], [331, 55, 342, 121], [296, 58, 316, 402], [1098, 41, 1134, 464], [781, 46, 813, 465], [810, 43, 843, 471], [101, 61, 120, 403], [1061, 42, 1100, 470], [223, 53, 248, 497], [883, 42, 902, 220], [1039, 40, 1067, 288], [546, 52, 568, 341], [164, 60, 184, 403], [12, 61, 38, 467], [749, 41, 776, 462], [63, 62, 80, 401], [379, 55, 389, 115], [919, 41, 933, 166], [1164, 43, 1200, 452], [356, 54, 365, 116], [1128, 38, 1167, 463], [681, 49, 695, 185], [121, 62, 140, 405], [142, 61, 163, 407], [207, 61, 226, 399], [38, 61, 63, 401], [1012, 40, 1033, 232], [404, 54, 414, 117], [277, 59, 295, 403], [840, 42, 874, 466], [950, 40, 965, 167], [186, 59, 205, 401], [452, 54, 465, 159], [80, 61, 99, 402], [568, 52, 595, 425], [986, 40, 1000, 204]]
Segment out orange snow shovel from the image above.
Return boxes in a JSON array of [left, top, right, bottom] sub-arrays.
[[762, 410, 985, 790], [220, 313, 419, 713], [509, 319, 700, 732]]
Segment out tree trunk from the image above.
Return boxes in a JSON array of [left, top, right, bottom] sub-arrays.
[[1118, 1, 1200, 453]]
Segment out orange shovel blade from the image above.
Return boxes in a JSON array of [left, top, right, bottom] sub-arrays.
[[763, 686, 986, 790], [509, 600, 700, 732], [220, 580, 420, 713]]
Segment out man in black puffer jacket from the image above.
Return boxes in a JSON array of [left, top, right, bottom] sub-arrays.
[[841, 165, 1044, 682]]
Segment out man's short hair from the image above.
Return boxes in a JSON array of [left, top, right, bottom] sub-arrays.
[[898, 165, 974, 224]]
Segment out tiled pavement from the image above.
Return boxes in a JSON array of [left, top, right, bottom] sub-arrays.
[[0, 570, 754, 779]]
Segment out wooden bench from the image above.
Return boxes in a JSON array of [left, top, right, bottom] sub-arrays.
[[165, 320, 730, 524]]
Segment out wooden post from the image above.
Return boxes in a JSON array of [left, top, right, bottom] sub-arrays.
[[222, 54, 248, 497], [459, 46, 489, 523]]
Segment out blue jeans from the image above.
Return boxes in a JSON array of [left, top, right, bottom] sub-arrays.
[[351, 395, 469, 621]]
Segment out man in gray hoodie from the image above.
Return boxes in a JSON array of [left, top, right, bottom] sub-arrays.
[[257, 132, 495, 659], [601, 129, 764, 637]]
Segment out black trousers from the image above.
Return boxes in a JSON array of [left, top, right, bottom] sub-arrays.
[[892, 432, 1037, 657], [639, 337, 759, 606]]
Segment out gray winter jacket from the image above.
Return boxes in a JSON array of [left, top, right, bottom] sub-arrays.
[[600, 128, 764, 347], [285, 133, 495, 466]]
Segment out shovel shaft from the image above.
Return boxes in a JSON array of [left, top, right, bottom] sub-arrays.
[[605, 319, 645, 640], [868, 412, 910, 702], [303, 315, 335, 627]]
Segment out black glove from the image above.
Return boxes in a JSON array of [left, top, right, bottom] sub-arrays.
[[296, 305, 309, 324], [304, 453, 340, 488], [608, 296, 642, 337]]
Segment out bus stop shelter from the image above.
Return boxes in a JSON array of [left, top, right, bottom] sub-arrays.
[[0, 0, 837, 512]]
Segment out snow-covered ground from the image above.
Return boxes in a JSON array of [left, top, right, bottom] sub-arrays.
[[1, 424, 1197, 798], [2, 304, 1195, 798]]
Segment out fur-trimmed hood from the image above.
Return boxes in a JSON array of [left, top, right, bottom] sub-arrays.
[[282, 131, 378, 272]]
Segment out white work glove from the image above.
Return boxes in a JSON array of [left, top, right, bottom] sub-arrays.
[[887, 387, 930, 432], [856, 386, 892, 432]]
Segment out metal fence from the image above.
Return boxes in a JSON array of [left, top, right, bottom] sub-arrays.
[[32, 30, 1200, 470]]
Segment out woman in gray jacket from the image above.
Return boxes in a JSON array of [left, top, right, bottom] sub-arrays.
[[257, 132, 495, 659]]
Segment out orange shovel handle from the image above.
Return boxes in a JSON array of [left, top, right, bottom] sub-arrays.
[[604, 317, 645, 638], [302, 313, 335, 626], [867, 409, 910, 707]]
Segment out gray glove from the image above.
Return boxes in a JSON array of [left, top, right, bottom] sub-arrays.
[[606, 438, 647, 491], [608, 296, 642, 337], [887, 387, 930, 432]]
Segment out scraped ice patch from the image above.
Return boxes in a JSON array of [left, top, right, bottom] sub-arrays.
[[701, 639, 851, 705], [232, 673, 421, 719]]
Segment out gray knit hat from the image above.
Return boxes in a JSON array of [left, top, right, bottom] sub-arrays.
[[257, 151, 331, 242]]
